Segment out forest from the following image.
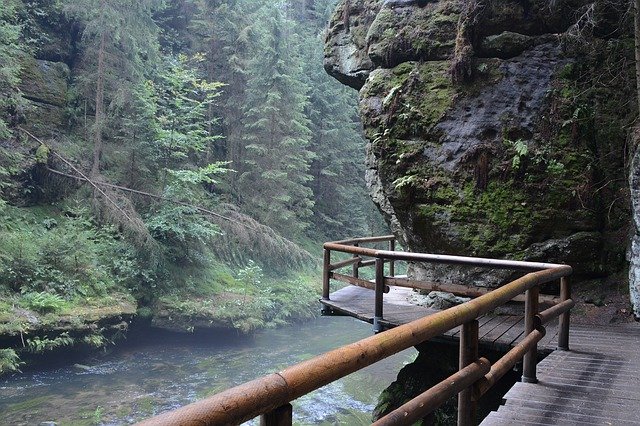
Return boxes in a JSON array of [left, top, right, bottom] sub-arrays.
[[0, 0, 387, 374]]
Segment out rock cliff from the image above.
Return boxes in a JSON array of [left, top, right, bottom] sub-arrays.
[[325, 0, 635, 289]]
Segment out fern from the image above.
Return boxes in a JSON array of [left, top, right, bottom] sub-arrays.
[[0, 349, 23, 374]]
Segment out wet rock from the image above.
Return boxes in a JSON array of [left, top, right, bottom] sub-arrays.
[[323, 0, 382, 89], [629, 143, 640, 318], [478, 31, 535, 59], [18, 57, 70, 137], [366, 0, 460, 68], [325, 0, 632, 289], [373, 342, 457, 421], [408, 291, 470, 309], [522, 232, 604, 276]]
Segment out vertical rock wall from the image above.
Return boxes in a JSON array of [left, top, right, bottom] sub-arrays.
[[325, 0, 634, 288]]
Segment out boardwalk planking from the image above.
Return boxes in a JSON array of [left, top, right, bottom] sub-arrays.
[[322, 285, 640, 425], [320, 285, 562, 353], [481, 323, 640, 425]]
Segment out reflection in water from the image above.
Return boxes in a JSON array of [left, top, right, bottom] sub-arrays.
[[0, 317, 415, 425]]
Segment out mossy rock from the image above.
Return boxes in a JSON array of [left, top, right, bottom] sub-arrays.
[[326, 0, 633, 288], [19, 57, 69, 107], [360, 60, 455, 139], [478, 31, 534, 59], [18, 56, 69, 136], [366, 0, 460, 68]]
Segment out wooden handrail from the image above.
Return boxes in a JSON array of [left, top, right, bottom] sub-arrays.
[[373, 358, 492, 426], [324, 242, 566, 271], [138, 260, 572, 426], [330, 235, 396, 245], [138, 237, 574, 425]]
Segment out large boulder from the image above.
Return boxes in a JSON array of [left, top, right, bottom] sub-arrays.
[[19, 57, 70, 137], [325, 0, 634, 288]]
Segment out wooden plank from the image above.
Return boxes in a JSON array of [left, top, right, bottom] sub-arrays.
[[495, 316, 525, 348], [503, 384, 640, 408], [480, 315, 521, 347], [496, 404, 640, 425], [483, 323, 640, 426], [478, 315, 516, 341]]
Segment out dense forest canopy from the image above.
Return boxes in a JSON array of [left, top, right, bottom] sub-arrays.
[[0, 0, 388, 372]]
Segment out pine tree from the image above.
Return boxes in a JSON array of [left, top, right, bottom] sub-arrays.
[[296, 0, 385, 239], [191, 0, 261, 194], [63, 0, 160, 176], [0, 0, 25, 140], [237, 4, 315, 237]]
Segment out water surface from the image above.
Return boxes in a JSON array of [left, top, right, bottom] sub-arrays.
[[0, 317, 415, 425]]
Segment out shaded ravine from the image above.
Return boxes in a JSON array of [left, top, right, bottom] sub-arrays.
[[0, 317, 415, 425]]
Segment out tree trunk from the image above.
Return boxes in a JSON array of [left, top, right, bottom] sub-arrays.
[[92, 0, 106, 177]]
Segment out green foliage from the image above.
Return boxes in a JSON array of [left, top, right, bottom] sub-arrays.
[[152, 53, 225, 175], [20, 291, 66, 314], [299, 16, 384, 239], [0, 0, 26, 139], [0, 147, 23, 204], [236, 3, 315, 237], [83, 333, 107, 348], [0, 348, 23, 374], [506, 138, 565, 178], [92, 406, 104, 425], [0, 205, 147, 297], [26, 332, 74, 353], [0, 0, 384, 341]]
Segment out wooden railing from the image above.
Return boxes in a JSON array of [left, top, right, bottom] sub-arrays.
[[137, 236, 573, 426]]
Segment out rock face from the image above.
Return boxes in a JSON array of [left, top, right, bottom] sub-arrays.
[[19, 56, 70, 137], [325, 0, 634, 288]]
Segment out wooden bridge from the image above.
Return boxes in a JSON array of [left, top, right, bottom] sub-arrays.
[[137, 235, 640, 426]]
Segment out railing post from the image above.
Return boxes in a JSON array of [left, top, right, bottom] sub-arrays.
[[558, 276, 571, 350], [458, 320, 479, 426], [374, 257, 385, 333], [388, 238, 395, 277], [322, 248, 330, 301], [352, 243, 359, 279], [260, 403, 292, 426], [522, 286, 540, 383]]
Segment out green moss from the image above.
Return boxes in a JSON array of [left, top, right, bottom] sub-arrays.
[[417, 180, 539, 257], [364, 61, 455, 139]]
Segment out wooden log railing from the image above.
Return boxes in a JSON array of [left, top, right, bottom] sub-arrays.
[[138, 236, 573, 426]]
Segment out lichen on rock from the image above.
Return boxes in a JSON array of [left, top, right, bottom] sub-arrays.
[[325, 0, 634, 289]]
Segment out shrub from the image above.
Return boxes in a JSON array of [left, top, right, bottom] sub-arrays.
[[21, 291, 66, 314]]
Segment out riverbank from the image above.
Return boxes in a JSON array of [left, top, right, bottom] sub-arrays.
[[0, 267, 319, 377]]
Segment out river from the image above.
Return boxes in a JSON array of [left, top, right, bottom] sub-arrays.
[[0, 317, 415, 425]]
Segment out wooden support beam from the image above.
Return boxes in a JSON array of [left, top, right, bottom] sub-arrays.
[[522, 286, 540, 383], [328, 256, 361, 271], [330, 273, 390, 293], [558, 276, 571, 350], [322, 249, 330, 300], [374, 258, 385, 332], [458, 320, 479, 426]]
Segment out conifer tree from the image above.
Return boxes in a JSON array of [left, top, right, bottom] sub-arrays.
[[0, 0, 24, 140], [237, 4, 315, 237], [63, 0, 160, 176]]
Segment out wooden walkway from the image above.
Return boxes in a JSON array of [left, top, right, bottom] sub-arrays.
[[482, 323, 640, 425], [321, 285, 640, 425], [321, 285, 562, 353]]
